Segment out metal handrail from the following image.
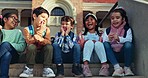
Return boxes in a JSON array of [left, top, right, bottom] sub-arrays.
[[98, 2, 118, 28]]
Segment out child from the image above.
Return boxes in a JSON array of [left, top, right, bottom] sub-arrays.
[[19, 7, 55, 77], [103, 7, 134, 76], [52, 16, 83, 77], [0, 13, 26, 78], [78, 13, 109, 77]]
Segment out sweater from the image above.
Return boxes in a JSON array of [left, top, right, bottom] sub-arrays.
[[1, 29, 26, 53]]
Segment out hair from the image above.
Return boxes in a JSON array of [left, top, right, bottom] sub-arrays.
[[0, 13, 17, 27], [111, 8, 129, 26], [32, 7, 49, 21], [83, 14, 99, 35], [61, 16, 75, 26]]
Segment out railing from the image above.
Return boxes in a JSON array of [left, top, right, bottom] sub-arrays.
[[98, 2, 118, 28]]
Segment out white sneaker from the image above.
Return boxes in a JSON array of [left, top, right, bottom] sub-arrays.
[[42, 68, 55, 77], [19, 66, 33, 77], [124, 68, 134, 76]]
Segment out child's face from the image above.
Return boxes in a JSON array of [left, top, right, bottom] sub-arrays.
[[110, 12, 124, 28], [33, 13, 49, 28], [85, 16, 97, 31], [61, 21, 72, 32], [4, 14, 19, 29]]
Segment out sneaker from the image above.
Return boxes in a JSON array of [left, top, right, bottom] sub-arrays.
[[19, 66, 33, 77], [112, 67, 124, 76], [42, 68, 55, 77], [72, 64, 83, 77], [56, 64, 64, 77], [83, 64, 92, 77], [99, 64, 109, 76], [124, 68, 134, 76]]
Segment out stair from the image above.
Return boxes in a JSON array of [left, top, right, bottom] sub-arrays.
[[9, 64, 144, 78]]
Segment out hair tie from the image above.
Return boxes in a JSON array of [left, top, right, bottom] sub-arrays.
[[0, 15, 3, 19]]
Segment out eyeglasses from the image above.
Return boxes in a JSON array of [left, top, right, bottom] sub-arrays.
[[9, 16, 20, 23]]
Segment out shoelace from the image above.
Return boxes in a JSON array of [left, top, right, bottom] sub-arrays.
[[23, 66, 33, 74]]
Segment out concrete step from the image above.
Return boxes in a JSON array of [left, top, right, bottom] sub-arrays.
[[9, 76, 144, 78], [9, 63, 141, 77]]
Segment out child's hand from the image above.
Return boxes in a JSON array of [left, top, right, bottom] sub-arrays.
[[108, 33, 114, 41], [65, 27, 71, 36], [78, 32, 85, 48], [0, 26, 2, 30], [34, 34, 44, 42], [114, 34, 119, 42], [60, 27, 65, 36]]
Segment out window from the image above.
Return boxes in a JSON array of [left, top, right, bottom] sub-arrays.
[[51, 7, 65, 16]]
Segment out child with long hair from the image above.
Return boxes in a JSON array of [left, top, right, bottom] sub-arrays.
[[103, 7, 134, 76], [78, 13, 109, 77], [0, 13, 26, 78]]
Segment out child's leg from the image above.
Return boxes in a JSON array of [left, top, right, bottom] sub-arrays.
[[41, 44, 53, 68], [123, 42, 134, 76], [94, 41, 107, 63], [0, 42, 18, 78], [83, 40, 94, 62], [52, 43, 62, 64], [26, 44, 37, 68], [83, 40, 94, 77]]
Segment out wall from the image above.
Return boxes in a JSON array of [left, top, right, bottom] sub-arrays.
[[118, 0, 148, 77]]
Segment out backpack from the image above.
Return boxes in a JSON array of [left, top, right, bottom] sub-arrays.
[[28, 25, 46, 37]]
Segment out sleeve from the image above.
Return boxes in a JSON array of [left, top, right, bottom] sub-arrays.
[[23, 27, 36, 44], [119, 28, 132, 43], [102, 29, 109, 42], [11, 30, 26, 52], [54, 32, 64, 47]]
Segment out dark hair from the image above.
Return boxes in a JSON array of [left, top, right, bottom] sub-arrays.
[[0, 13, 17, 26], [111, 8, 129, 26], [83, 14, 99, 35], [32, 7, 49, 21], [61, 16, 75, 26]]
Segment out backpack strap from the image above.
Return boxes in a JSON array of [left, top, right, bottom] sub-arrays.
[[28, 25, 34, 36]]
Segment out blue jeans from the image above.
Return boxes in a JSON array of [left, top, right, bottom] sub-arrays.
[[103, 42, 133, 67], [53, 43, 81, 64], [0, 42, 19, 78]]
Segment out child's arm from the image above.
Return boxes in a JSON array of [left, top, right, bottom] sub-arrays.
[[36, 27, 51, 45], [118, 28, 132, 43], [23, 27, 36, 44], [78, 32, 85, 48]]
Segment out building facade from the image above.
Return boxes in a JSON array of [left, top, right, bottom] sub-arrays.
[[0, 0, 117, 36]]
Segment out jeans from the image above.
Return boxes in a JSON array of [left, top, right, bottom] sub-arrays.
[[83, 40, 107, 63], [0, 42, 19, 78], [53, 43, 81, 64], [103, 41, 133, 67], [26, 44, 53, 68]]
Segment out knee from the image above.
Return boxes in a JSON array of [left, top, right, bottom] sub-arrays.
[[85, 40, 94, 47], [52, 43, 59, 48], [124, 42, 133, 49], [95, 41, 103, 47], [73, 44, 80, 50], [1, 42, 11, 47], [44, 44, 53, 51], [103, 42, 111, 48], [3, 52, 12, 60], [27, 44, 37, 51]]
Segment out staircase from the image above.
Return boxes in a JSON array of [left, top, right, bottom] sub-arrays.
[[9, 64, 144, 78]]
